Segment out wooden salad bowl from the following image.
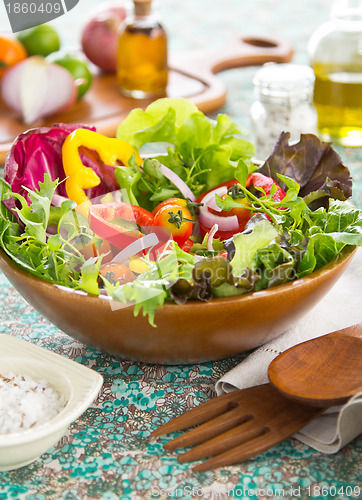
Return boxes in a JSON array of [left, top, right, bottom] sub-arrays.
[[0, 246, 357, 364]]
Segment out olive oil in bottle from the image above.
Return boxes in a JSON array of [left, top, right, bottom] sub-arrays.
[[309, 0, 362, 146], [117, 0, 168, 98]]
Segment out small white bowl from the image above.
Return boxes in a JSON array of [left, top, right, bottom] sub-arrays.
[[0, 335, 103, 471]]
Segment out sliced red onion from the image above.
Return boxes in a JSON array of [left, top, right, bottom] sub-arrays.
[[158, 163, 196, 202], [199, 188, 239, 231], [206, 186, 228, 212], [1, 56, 76, 124], [112, 232, 159, 264], [51, 193, 70, 207], [207, 224, 219, 251], [192, 220, 201, 236]]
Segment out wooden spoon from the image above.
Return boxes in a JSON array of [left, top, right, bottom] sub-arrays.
[[268, 323, 362, 408]]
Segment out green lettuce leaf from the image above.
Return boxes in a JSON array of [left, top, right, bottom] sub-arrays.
[[117, 98, 202, 149], [229, 219, 279, 276], [80, 257, 101, 295], [296, 239, 316, 278], [116, 98, 255, 209], [254, 242, 295, 289]]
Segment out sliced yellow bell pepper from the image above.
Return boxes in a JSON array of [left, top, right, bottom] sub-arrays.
[[129, 255, 152, 274], [62, 128, 142, 209]]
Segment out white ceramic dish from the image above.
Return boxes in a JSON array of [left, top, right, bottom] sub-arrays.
[[0, 335, 103, 471]]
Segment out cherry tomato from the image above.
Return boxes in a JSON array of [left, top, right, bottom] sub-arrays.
[[196, 179, 251, 240], [89, 202, 154, 250], [152, 198, 188, 215], [216, 250, 228, 259], [246, 172, 286, 202], [99, 262, 136, 285], [0, 36, 27, 78], [179, 238, 194, 252], [153, 204, 194, 246], [197, 174, 286, 241], [211, 193, 251, 224]]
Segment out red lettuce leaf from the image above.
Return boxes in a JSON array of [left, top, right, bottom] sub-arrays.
[[4, 123, 119, 204], [259, 132, 353, 202]]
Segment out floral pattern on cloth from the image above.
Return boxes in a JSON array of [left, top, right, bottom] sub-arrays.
[[0, 275, 361, 500]]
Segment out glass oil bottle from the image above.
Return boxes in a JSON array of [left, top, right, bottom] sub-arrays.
[[117, 0, 168, 98], [309, 0, 362, 146]]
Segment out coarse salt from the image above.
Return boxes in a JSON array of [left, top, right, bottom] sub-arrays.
[[0, 373, 66, 435]]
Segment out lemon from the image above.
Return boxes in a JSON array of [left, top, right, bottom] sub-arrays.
[[17, 25, 60, 57], [47, 52, 93, 99]]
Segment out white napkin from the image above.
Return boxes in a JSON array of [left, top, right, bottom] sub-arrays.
[[215, 247, 362, 454]]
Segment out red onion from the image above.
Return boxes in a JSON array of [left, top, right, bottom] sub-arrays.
[[198, 187, 239, 231], [206, 186, 227, 212], [207, 224, 219, 251], [51, 194, 70, 207], [81, 2, 127, 72], [1, 56, 76, 124], [158, 163, 196, 202], [112, 233, 159, 264]]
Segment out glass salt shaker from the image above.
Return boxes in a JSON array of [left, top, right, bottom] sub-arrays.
[[250, 63, 318, 161]]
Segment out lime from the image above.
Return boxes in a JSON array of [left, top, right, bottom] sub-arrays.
[[17, 25, 60, 57], [46, 52, 93, 99]]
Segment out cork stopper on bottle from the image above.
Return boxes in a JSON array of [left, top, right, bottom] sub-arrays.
[[134, 0, 152, 16]]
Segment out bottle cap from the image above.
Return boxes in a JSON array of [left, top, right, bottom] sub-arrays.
[[134, 0, 152, 16], [331, 0, 362, 21]]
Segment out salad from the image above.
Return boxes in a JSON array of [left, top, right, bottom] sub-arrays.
[[1, 97, 362, 327]]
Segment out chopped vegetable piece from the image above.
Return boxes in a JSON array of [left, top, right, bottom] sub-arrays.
[[246, 172, 286, 202], [88, 201, 154, 250], [153, 203, 194, 246], [99, 262, 136, 285], [62, 128, 142, 208], [197, 174, 286, 240]]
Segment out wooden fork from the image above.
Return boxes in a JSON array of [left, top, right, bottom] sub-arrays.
[[151, 384, 324, 472]]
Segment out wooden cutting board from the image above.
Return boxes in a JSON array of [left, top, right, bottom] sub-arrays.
[[0, 35, 293, 164]]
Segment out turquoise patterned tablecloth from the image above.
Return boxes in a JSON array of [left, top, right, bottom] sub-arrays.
[[1, 1, 362, 499]]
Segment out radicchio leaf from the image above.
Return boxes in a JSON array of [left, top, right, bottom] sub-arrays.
[[4, 123, 120, 205], [259, 132, 352, 205]]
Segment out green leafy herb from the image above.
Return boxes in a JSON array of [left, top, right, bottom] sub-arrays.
[[0, 174, 86, 286]]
